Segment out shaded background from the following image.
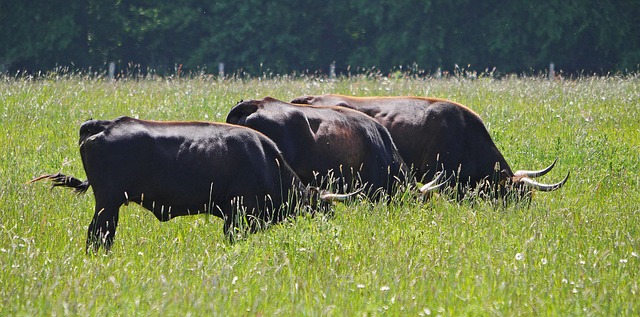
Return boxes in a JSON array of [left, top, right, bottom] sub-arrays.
[[1, 0, 639, 76]]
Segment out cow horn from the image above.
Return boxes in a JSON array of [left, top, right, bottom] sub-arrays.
[[419, 172, 451, 195], [513, 158, 557, 178], [320, 186, 364, 201], [519, 171, 570, 192]]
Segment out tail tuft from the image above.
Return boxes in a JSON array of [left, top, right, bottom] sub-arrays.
[[29, 172, 90, 194]]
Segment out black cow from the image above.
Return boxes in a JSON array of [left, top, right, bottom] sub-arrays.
[[31, 116, 353, 253], [226, 97, 416, 200], [291, 94, 569, 200]]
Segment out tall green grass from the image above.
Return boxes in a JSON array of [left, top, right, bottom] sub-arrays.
[[1, 74, 638, 315]]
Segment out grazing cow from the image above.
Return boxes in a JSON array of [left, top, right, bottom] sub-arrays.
[[291, 94, 569, 200], [30, 116, 354, 253], [226, 97, 414, 200]]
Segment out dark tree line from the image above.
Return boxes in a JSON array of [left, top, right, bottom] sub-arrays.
[[2, 0, 639, 75]]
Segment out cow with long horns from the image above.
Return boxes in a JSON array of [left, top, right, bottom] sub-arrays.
[[31, 116, 357, 252], [291, 94, 569, 200]]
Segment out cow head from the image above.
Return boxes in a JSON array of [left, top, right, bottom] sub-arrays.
[[79, 118, 115, 146]]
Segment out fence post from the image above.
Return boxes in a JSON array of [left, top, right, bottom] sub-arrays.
[[108, 62, 116, 79], [549, 63, 555, 80], [218, 62, 225, 78], [329, 61, 336, 79]]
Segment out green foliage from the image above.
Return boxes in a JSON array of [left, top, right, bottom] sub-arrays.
[[1, 75, 639, 315], [1, 0, 83, 69], [1, 1, 639, 74]]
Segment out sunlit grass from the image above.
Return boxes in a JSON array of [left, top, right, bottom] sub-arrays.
[[1, 74, 639, 315]]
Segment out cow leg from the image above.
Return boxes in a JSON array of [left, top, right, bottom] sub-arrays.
[[224, 209, 250, 244], [223, 197, 265, 243], [221, 198, 242, 243], [86, 203, 121, 254], [223, 212, 238, 243]]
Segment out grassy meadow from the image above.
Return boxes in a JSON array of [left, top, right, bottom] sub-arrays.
[[1, 73, 639, 315]]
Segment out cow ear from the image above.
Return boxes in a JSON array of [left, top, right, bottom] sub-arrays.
[[226, 101, 259, 124]]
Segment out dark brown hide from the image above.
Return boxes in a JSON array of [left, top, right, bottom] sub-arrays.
[[227, 97, 409, 200], [292, 94, 568, 199]]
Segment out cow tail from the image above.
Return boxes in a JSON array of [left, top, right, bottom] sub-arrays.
[[29, 172, 90, 194]]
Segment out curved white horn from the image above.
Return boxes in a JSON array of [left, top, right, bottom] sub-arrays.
[[520, 171, 570, 192], [514, 158, 557, 178], [320, 186, 364, 201], [419, 172, 451, 195]]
